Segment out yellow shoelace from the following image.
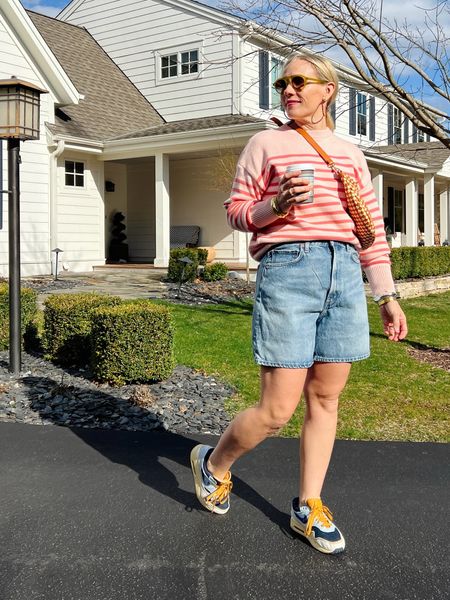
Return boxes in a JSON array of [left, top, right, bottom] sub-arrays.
[[305, 499, 334, 536], [205, 472, 233, 506]]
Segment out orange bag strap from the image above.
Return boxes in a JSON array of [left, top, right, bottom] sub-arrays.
[[287, 121, 341, 173]]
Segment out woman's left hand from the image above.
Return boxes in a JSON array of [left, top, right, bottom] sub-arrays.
[[379, 300, 408, 341]]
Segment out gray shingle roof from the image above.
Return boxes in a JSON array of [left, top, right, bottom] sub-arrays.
[[372, 142, 450, 170], [28, 11, 164, 141], [109, 115, 269, 140]]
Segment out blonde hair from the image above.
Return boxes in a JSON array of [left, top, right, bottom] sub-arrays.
[[283, 53, 339, 130]]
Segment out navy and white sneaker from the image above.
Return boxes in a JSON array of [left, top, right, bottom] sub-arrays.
[[190, 444, 232, 514], [290, 497, 346, 554]]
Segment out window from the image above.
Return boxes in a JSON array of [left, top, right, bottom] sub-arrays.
[[259, 51, 283, 110], [393, 107, 402, 144], [270, 56, 282, 110], [417, 129, 425, 142], [357, 92, 367, 136], [161, 54, 177, 79], [418, 193, 424, 233], [65, 161, 84, 187], [181, 50, 199, 75], [394, 189, 405, 233], [160, 49, 199, 79]]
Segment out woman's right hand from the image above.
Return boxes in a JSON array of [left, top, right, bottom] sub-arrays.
[[276, 171, 312, 213]]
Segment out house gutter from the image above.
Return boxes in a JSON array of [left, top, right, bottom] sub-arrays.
[[49, 139, 64, 271], [101, 121, 273, 160]]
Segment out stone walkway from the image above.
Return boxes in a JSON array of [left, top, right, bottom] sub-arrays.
[[34, 268, 169, 307]]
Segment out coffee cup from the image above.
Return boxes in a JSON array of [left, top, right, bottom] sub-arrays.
[[285, 164, 314, 204]]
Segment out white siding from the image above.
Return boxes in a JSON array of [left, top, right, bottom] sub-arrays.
[[56, 152, 105, 271], [127, 160, 155, 262], [171, 156, 234, 259], [104, 162, 128, 255], [240, 40, 285, 123], [62, 0, 235, 121], [0, 14, 54, 277]]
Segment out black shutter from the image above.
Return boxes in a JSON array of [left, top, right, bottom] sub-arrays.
[[369, 96, 375, 141], [426, 133, 431, 142], [387, 104, 394, 144], [259, 50, 269, 110], [403, 118, 409, 144], [349, 87, 356, 135], [412, 124, 417, 143]]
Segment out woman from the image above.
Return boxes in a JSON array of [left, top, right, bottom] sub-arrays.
[[190, 53, 407, 554]]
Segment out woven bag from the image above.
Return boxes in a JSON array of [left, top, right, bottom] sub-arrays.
[[292, 125, 376, 250]]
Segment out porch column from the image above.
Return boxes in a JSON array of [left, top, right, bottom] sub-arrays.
[[439, 186, 450, 245], [405, 178, 418, 246], [372, 170, 384, 213], [154, 153, 170, 267], [424, 173, 435, 246]]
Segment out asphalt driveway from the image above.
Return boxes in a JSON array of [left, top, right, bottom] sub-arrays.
[[0, 422, 448, 600]]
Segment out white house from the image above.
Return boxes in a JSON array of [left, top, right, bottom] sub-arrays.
[[0, 0, 449, 277]]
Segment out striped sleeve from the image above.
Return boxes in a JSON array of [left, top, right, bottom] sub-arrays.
[[353, 150, 396, 297], [224, 135, 280, 232]]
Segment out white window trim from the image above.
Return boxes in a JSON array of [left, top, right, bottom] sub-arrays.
[[155, 41, 203, 86], [64, 159, 86, 190], [393, 106, 402, 144], [356, 91, 368, 138], [269, 54, 283, 111]]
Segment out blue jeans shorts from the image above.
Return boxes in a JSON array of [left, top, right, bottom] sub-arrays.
[[252, 241, 370, 368]]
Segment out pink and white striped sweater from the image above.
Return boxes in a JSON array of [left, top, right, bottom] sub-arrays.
[[225, 125, 395, 297]]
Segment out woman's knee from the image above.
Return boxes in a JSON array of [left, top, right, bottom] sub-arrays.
[[257, 403, 295, 433], [304, 388, 340, 414]]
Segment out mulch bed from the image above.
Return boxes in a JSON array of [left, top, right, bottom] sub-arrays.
[[407, 346, 450, 372], [165, 277, 255, 304]]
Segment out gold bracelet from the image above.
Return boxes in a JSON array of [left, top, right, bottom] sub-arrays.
[[377, 296, 397, 307], [270, 196, 289, 218]]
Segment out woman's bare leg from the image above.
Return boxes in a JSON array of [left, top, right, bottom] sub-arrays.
[[299, 362, 352, 501], [208, 366, 308, 480]]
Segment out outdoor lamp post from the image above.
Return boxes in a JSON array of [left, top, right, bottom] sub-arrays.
[[0, 78, 46, 375]]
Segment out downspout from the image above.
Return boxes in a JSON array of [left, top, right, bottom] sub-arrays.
[[49, 140, 64, 274]]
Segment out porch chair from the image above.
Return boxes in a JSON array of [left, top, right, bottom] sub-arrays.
[[170, 225, 201, 249]]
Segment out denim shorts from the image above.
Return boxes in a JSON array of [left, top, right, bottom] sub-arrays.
[[252, 241, 370, 368]]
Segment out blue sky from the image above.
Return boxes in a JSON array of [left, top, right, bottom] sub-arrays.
[[21, 0, 223, 17]]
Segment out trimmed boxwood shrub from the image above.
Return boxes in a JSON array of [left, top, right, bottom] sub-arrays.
[[201, 262, 229, 282], [0, 283, 37, 350], [167, 248, 199, 283], [43, 292, 121, 366], [391, 247, 450, 280], [90, 300, 174, 385], [196, 248, 209, 266]]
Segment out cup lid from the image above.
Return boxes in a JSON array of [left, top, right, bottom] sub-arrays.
[[286, 164, 315, 171]]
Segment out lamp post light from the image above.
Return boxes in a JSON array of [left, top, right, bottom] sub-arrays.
[[52, 247, 63, 281], [0, 78, 46, 375]]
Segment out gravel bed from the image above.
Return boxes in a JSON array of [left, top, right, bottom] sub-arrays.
[[0, 351, 233, 435], [18, 277, 90, 294]]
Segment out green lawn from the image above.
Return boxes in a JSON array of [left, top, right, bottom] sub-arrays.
[[164, 292, 450, 442]]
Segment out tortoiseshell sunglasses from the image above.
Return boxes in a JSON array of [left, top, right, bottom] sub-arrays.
[[273, 74, 328, 93]]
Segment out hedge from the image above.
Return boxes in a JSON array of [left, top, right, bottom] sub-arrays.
[[90, 300, 174, 385], [0, 283, 37, 350], [43, 293, 121, 366], [390, 247, 450, 280]]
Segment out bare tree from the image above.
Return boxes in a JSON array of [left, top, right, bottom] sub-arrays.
[[224, 0, 450, 148]]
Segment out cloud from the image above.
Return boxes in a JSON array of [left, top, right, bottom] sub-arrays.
[[21, 1, 64, 17]]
